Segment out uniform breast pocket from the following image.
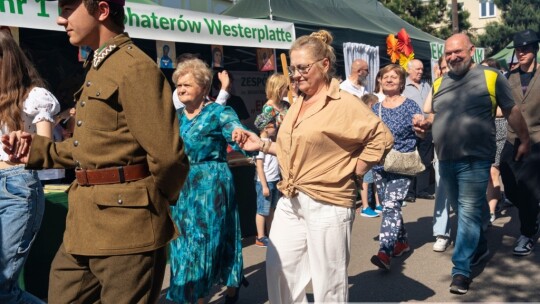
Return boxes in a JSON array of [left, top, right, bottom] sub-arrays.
[[84, 84, 120, 131]]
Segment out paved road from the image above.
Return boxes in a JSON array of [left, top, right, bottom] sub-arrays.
[[159, 198, 540, 303]]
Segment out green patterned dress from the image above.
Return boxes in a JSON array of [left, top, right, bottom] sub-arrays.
[[168, 103, 244, 303]]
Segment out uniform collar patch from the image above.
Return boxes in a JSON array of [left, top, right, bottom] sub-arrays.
[[92, 44, 117, 69]]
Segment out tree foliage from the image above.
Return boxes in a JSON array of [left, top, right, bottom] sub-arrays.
[[477, 0, 540, 55], [380, 0, 447, 36], [434, 3, 472, 41]]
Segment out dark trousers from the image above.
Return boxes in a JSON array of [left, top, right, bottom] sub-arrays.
[[407, 132, 434, 197], [47, 244, 166, 304], [500, 141, 540, 238]]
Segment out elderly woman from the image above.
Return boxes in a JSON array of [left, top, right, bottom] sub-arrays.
[[167, 58, 247, 304], [233, 30, 393, 303], [370, 64, 423, 270]]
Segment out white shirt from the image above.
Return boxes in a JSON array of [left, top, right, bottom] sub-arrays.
[[172, 89, 230, 110], [256, 139, 280, 182], [339, 79, 366, 98], [0, 87, 60, 161]]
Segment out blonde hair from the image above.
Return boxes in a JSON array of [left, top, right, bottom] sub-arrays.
[[361, 93, 379, 107], [172, 58, 213, 96], [289, 30, 337, 83], [265, 73, 288, 101]]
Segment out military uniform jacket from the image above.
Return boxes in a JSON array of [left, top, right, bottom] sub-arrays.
[[507, 68, 540, 144], [27, 33, 189, 256]]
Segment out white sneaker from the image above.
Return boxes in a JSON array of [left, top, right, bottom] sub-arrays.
[[513, 235, 534, 256], [433, 236, 449, 252]]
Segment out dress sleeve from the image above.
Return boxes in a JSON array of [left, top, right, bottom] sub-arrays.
[[219, 106, 245, 145], [24, 87, 61, 124]]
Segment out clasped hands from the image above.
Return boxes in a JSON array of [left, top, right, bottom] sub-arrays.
[[412, 114, 431, 138], [231, 128, 260, 152], [1, 131, 33, 163]]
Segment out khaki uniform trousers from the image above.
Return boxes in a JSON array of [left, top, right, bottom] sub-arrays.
[[47, 243, 166, 304]]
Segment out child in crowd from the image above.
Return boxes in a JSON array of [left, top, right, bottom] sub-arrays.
[[253, 113, 281, 247], [359, 93, 383, 217]]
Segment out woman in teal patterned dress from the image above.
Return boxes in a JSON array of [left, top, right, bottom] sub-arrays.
[[167, 58, 247, 304]]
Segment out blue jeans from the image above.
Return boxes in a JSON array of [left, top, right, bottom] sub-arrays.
[[255, 180, 281, 216], [432, 157, 454, 237], [439, 157, 490, 278], [0, 166, 45, 303]]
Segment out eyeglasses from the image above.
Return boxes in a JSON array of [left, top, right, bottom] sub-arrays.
[[288, 58, 325, 76]]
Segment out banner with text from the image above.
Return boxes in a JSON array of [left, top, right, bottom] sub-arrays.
[[1, 0, 295, 49]]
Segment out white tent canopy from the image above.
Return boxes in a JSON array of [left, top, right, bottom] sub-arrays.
[[1, 1, 295, 49]]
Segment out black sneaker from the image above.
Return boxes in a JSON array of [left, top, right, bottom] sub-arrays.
[[404, 196, 416, 202], [449, 274, 471, 294], [471, 248, 490, 266]]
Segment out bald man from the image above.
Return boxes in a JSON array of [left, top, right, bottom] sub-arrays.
[[340, 59, 369, 98], [413, 33, 530, 295]]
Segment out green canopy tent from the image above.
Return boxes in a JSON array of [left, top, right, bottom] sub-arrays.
[[222, 0, 443, 65]]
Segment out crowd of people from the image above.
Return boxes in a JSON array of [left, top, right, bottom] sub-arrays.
[[1, 0, 539, 303]]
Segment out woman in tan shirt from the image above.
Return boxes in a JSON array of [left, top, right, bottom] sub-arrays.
[[233, 30, 393, 303]]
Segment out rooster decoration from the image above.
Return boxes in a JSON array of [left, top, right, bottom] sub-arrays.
[[387, 28, 415, 71]]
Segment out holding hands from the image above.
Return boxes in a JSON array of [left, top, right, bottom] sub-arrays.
[[412, 114, 431, 137], [232, 129, 261, 152], [1, 131, 33, 163]]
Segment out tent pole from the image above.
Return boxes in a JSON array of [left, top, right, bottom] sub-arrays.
[[268, 0, 277, 72]]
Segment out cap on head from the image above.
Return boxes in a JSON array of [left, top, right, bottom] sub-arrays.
[[507, 29, 540, 49], [106, 0, 125, 6]]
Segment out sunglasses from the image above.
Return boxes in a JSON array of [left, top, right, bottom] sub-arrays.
[[288, 58, 325, 76]]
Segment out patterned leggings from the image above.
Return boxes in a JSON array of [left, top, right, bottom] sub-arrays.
[[374, 170, 412, 256]]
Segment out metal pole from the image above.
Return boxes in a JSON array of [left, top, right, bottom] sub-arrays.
[[452, 0, 459, 33], [268, 0, 277, 72]]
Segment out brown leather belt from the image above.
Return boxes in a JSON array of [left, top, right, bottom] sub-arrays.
[[75, 164, 150, 186]]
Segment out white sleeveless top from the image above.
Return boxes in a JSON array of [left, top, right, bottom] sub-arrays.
[[0, 87, 60, 161]]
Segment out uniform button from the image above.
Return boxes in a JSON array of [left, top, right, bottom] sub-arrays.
[[86, 81, 91, 87], [117, 199, 123, 205], [96, 92, 100, 97], [73, 140, 79, 147], [75, 160, 80, 167], [76, 120, 82, 127], [81, 101, 86, 107]]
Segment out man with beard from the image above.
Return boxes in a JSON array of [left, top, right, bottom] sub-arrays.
[[403, 59, 435, 203], [413, 33, 530, 295], [340, 59, 369, 98], [501, 29, 540, 257]]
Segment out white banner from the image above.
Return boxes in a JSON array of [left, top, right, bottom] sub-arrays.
[[1, 1, 295, 49]]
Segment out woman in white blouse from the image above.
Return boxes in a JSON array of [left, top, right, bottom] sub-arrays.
[[0, 31, 59, 303]]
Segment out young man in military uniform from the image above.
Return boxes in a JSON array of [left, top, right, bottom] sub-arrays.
[[501, 29, 540, 257], [2, 0, 189, 302]]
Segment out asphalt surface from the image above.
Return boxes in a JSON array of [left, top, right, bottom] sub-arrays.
[[159, 197, 540, 303]]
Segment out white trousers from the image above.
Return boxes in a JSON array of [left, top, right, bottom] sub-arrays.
[[266, 191, 354, 303]]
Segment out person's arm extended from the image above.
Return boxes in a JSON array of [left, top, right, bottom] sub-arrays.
[[256, 158, 270, 196], [355, 159, 377, 177], [215, 70, 231, 105], [35, 120, 54, 139], [502, 105, 531, 160]]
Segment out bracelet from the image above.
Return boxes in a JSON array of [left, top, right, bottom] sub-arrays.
[[258, 140, 265, 152], [262, 140, 272, 154]]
